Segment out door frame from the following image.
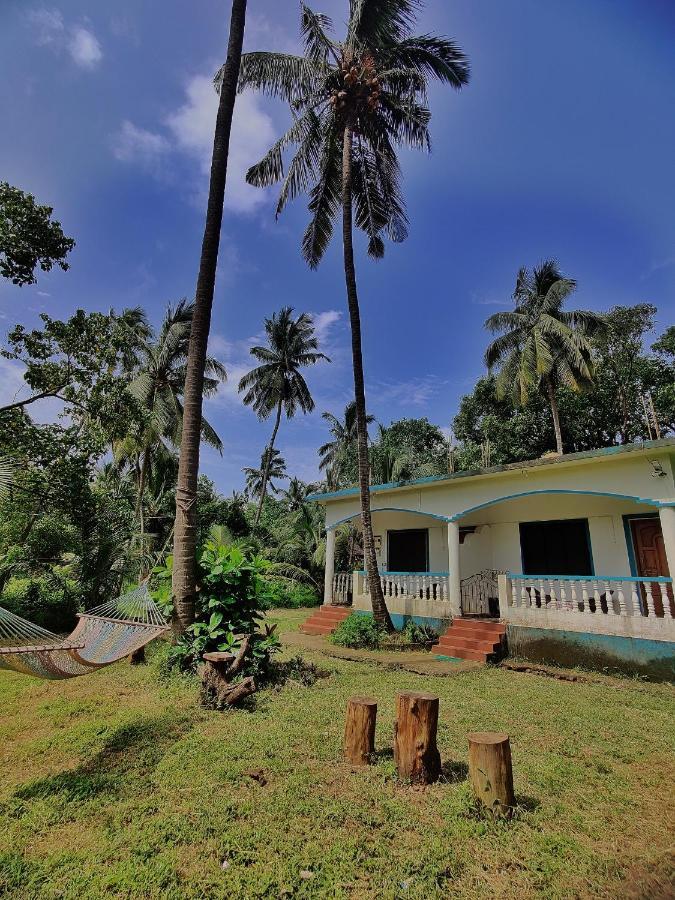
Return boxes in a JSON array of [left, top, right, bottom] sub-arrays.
[[386, 528, 429, 573], [623, 513, 664, 577]]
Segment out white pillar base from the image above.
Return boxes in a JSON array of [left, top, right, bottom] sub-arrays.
[[447, 520, 461, 617]]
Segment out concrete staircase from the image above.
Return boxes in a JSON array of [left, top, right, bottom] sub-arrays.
[[300, 605, 352, 636], [434, 618, 506, 662]]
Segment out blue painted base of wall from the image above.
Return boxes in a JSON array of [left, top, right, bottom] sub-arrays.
[[507, 625, 675, 681], [354, 609, 451, 633]]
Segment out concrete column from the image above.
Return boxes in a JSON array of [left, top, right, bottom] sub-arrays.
[[323, 528, 336, 606], [659, 505, 675, 577], [447, 520, 461, 616]]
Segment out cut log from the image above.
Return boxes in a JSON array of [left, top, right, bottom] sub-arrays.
[[467, 731, 515, 816], [200, 643, 256, 708], [343, 696, 377, 766], [393, 692, 441, 784]]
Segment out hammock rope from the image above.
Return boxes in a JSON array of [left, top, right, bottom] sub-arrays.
[[0, 584, 169, 680]]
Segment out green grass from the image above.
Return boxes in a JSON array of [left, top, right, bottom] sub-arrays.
[[0, 608, 673, 899]]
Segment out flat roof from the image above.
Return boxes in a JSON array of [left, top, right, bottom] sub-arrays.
[[308, 438, 675, 503]]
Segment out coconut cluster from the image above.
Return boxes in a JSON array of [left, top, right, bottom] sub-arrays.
[[330, 53, 381, 120]]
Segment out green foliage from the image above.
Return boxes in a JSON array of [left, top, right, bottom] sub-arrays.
[[2, 574, 80, 632], [330, 613, 384, 649], [261, 579, 320, 609], [0, 182, 75, 286], [238, 2, 469, 266], [153, 541, 280, 674], [402, 620, 440, 645]]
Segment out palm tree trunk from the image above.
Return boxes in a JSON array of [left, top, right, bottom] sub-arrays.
[[135, 447, 150, 540], [172, 0, 248, 634], [254, 399, 282, 528], [545, 376, 564, 454], [341, 126, 393, 633]]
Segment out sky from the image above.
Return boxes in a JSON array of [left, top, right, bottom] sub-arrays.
[[1, 0, 674, 494]]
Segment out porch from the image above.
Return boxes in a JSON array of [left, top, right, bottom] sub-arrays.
[[316, 442, 675, 672]]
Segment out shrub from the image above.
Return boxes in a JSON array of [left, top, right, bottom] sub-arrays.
[[2, 575, 80, 633], [402, 620, 439, 645], [330, 614, 384, 650], [260, 579, 320, 610], [152, 541, 280, 675]]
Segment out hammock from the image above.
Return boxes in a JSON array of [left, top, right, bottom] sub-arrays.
[[0, 584, 169, 680]]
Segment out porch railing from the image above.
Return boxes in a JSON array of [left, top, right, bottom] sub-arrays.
[[332, 572, 352, 605], [360, 571, 450, 602], [506, 574, 675, 619]]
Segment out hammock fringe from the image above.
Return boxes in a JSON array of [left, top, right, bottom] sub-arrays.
[[0, 584, 169, 680]]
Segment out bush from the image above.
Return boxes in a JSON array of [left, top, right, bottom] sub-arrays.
[[330, 614, 384, 650], [260, 579, 320, 610], [152, 542, 280, 675], [402, 620, 439, 645], [2, 575, 80, 633]]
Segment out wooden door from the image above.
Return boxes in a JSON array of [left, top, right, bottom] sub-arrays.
[[630, 517, 673, 616]]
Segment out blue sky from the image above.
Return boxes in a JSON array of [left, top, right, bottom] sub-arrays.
[[1, 0, 674, 493]]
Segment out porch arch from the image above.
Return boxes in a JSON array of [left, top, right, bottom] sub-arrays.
[[326, 506, 452, 531], [449, 489, 665, 523]]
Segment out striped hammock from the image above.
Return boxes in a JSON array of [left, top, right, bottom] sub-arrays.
[[0, 584, 169, 680]]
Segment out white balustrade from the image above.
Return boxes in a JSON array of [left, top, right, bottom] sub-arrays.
[[361, 572, 450, 603], [332, 572, 352, 605], [506, 575, 674, 619]]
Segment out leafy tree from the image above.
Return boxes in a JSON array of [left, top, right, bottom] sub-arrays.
[[650, 326, 675, 435], [241, 1, 469, 631], [319, 400, 374, 489], [239, 307, 327, 525], [0, 182, 75, 286], [485, 260, 605, 454], [172, 0, 249, 634], [119, 300, 225, 538], [243, 448, 287, 501]]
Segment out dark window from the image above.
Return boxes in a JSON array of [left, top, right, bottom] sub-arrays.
[[519, 519, 593, 576], [387, 529, 429, 572]]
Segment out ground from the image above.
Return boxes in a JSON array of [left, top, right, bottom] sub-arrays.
[[0, 608, 673, 900]]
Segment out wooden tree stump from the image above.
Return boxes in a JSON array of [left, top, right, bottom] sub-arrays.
[[394, 692, 441, 784], [344, 697, 377, 766], [467, 732, 515, 816], [199, 642, 257, 708]]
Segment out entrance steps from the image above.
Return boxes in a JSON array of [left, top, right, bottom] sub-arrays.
[[434, 618, 506, 662], [300, 605, 352, 636]]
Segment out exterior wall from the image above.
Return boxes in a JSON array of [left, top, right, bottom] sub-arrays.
[[324, 445, 675, 532], [506, 625, 675, 681]]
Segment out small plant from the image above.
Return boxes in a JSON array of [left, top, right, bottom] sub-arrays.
[[402, 620, 439, 645], [330, 613, 384, 650], [151, 540, 278, 676]]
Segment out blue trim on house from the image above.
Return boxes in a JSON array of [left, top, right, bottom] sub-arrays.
[[353, 609, 451, 632], [449, 489, 664, 522], [356, 570, 450, 577], [327, 507, 452, 530], [308, 438, 675, 503]]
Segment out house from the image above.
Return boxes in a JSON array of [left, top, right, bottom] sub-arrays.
[[308, 438, 675, 679]]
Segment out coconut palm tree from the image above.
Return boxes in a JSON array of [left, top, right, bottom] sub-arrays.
[[238, 307, 328, 526], [243, 447, 287, 502], [172, 0, 248, 633], [237, 2, 469, 630], [121, 300, 226, 539], [319, 400, 374, 489], [484, 260, 605, 455]]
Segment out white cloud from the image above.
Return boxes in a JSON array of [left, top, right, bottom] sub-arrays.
[[27, 8, 102, 70], [28, 8, 64, 45], [68, 27, 102, 68], [166, 76, 275, 213], [368, 375, 447, 408], [112, 120, 170, 169], [311, 310, 342, 347]]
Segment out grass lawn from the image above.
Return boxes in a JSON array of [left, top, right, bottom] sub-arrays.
[[0, 608, 673, 899]]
